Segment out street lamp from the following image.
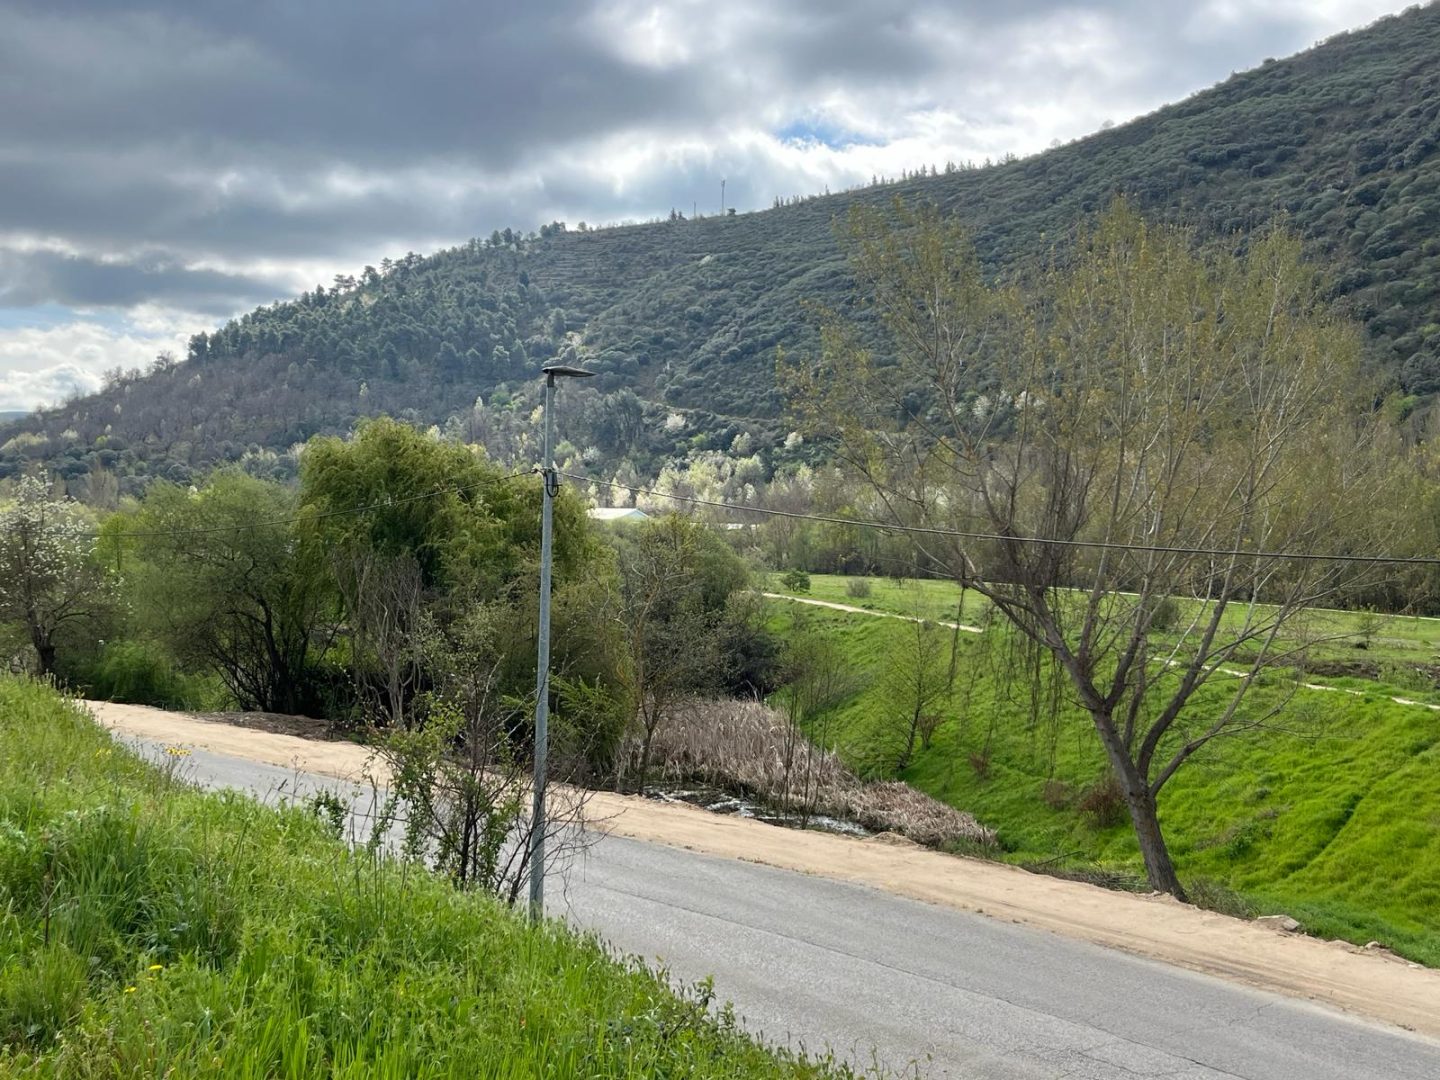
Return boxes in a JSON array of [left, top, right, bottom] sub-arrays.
[[530, 362, 595, 921]]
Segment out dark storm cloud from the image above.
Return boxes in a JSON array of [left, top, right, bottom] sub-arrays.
[[0, 0, 1413, 317], [0, 250, 287, 315]]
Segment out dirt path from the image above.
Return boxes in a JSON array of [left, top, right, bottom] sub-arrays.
[[767, 591, 1440, 714], [761, 592, 984, 633], [88, 699, 1440, 1040]]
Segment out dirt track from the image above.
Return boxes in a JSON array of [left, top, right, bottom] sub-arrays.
[[88, 699, 1440, 1039]]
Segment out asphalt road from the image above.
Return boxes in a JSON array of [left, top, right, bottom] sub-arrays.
[[125, 738, 1440, 1080]]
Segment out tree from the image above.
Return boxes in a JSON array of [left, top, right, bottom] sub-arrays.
[[300, 416, 592, 599], [0, 475, 116, 676], [615, 516, 742, 792], [373, 606, 592, 904], [785, 200, 1404, 897], [127, 472, 332, 714], [881, 617, 948, 771]]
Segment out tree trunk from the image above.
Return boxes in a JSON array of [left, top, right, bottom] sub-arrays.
[[1095, 714, 1187, 900], [35, 641, 56, 678], [897, 707, 920, 772], [1124, 783, 1186, 900], [636, 728, 654, 796]]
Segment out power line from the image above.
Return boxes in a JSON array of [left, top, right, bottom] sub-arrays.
[[86, 470, 532, 542], [561, 471, 1440, 568]]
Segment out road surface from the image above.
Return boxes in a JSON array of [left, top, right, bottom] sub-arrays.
[[117, 736, 1440, 1080]]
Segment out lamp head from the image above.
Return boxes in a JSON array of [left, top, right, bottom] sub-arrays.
[[541, 364, 597, 380]]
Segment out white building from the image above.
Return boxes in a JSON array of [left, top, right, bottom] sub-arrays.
[[587, 507, 650, 524]]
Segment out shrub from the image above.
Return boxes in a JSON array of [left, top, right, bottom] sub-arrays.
[[844, 578, 872, 599], [1184, 876, 1257, 919], [1077, 774, 1128, 829], [1150, 596, 1181, 632], [780, 568, 811, 593], [69, 639, 227, 711], [1041, 779, 1075, 810]]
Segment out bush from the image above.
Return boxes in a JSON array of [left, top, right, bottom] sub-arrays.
[[1041, 779, 1075, 810], [1150, 596, 1181, 632], [1077, 774, 1128, 829], [845, 578, 872, 599], [780, 568, 811, 593], [67, 640, 228, 711]]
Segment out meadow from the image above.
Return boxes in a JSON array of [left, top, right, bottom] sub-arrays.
[[767, 577, 1440, 967], [0, 678, 852, 1079]]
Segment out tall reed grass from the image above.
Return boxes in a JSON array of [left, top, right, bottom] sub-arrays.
[[643, 700, 995, 848]]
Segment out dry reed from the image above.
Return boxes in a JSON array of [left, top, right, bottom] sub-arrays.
[[639, 699, 995, 848]]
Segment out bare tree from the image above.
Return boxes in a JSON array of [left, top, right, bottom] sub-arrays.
[[785, 200, 1406, 897], [777, 615, 860, 815], [372, 606, 592, 904], [616, 517, 725, 794], [333, 549, 425, 728]]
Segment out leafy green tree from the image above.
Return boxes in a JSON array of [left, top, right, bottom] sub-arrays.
[[299, 416, 591, 599], [614, 515, 748, 792], [126, 472, 332, 713], [0, 476, 117, 676]]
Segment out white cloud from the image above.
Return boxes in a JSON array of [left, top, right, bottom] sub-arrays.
[[0, 319, 195, 411]]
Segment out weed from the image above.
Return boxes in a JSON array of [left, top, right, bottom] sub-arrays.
[[1184, 877, 1257, 919], [1041, 779, 1074, 810]]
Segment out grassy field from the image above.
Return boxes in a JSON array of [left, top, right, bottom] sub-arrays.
[[771, 573, 1440, 699], [765, 586, 1440, 967], [0, 679, 853, 1079]]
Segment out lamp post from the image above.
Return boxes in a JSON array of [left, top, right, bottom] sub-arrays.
[[530, 362, 595, 921]]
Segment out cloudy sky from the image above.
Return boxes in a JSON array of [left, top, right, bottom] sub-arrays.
[[0, 0, 1416, 411]]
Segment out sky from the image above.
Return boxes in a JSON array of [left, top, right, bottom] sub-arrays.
[[0, 0, 1419, 411]]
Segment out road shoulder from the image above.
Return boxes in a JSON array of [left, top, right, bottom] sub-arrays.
[[87, 698, 1440, 1041]]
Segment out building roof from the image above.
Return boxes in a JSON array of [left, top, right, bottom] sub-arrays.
[[587, 506, 649, 522]]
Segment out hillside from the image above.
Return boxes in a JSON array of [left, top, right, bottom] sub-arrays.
[[766, 577, 1440, 967], [3, 2, 1439, 491]]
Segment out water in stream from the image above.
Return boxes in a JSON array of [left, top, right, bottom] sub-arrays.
[[645, 781, 871, 838]]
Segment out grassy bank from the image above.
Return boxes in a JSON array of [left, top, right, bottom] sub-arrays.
[[0, 678, 851, 1079], [778, 573, 1440, 674], [765, 592, 1440, 967]]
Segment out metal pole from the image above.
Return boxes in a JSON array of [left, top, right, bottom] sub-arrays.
[[529, 372, 556, 920]]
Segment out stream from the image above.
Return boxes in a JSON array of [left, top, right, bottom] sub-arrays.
[[645, 781, 871, 838]]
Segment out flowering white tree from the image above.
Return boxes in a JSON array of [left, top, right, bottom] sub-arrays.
[[0, 476, 117, 676]]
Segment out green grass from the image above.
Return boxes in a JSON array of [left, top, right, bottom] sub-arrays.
[[765, 594, 1440, 967], [0, 678, 854, 1079], [778, 573, 1440, 669]]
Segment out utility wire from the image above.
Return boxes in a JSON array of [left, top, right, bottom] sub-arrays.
[[86, 470, 533, 542], [561, 471, 1440, 568]]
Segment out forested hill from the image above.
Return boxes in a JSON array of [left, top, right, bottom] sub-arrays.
[[4, 2, 1440, 493]]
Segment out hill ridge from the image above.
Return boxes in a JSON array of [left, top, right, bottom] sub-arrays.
[[4, 1, 1439, 491]]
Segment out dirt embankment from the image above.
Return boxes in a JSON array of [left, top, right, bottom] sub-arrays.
[[88, 699, 1440, 1041]]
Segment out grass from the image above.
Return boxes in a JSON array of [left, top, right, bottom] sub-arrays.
[[777, 573, 1440, 669], [763, 593, 1440, 967], [0, 678, 855, 1079]]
